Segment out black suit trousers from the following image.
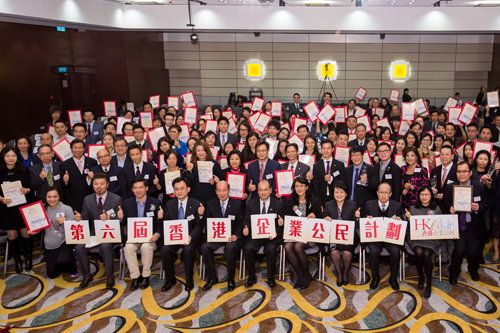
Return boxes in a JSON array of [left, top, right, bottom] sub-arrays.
[[200, 239, 242, 281], [367, 242, 400, 280], [244, 238, 281, 280]]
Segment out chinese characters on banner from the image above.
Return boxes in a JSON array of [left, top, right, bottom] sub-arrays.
[[64, 220, 91, 244], [409, 215, 459, 240], [283, 216, 354, 244], [206, 218, 231, 242], [360, 217, 407, 246], [95, 220, 122, 243], [163, 219, 189, 245], [127, 218, 153, 243], [250, 214, 277, 239]]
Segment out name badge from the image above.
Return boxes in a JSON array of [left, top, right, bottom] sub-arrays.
[[414, 168, 421, 173], [385, 174, 393, 180], [144, 174, 150, 180], [293, 207, 303, 216], [54, 174, 60, 181], [473, 196, 481, 202], [187, 214, 195, 221], [106, 209, 115, 216], [228, 215, 235, 220], [146, 211, 154, 217], [447, 180, 453, 184], [266, 174, 273, 180], [56, 212, 65, 218], [93, 131, 99, 135], [84, 169, 88, 174], [110, 176, 118, 182], [333, 171, 340, 177]]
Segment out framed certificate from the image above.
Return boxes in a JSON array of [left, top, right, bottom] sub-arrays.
[[376, 118, 392, 132], [200, 114, 213, 121], [103, 100, 117, 117], [184, 106, 198, 125], [275, 170, 294, 197], [373, 108, 386, 119], [414, 98, 428, 115], [288, 134, 304, 152], [303, 100, 320, 122], [472, 140, 493, 158], [251, 97, 264, 111], [116, 117, 127, 135], [355, 87, 367, 101], [354, 107, 366, 117], [87, 144, 105, 160], [139, 112, 153, 129], [149, 95, 160, 108], [205, 119, 218, 134], [401, 102, 415, 122], [19, 201, 51, 233], [487, 91, 499, 107], [317, 104, 336, 126], [52, 138, 72, 161], [167, 96, 179, 109], [181, 91, 196, 107], [356, 115, 372, 132], [147, 127, 166, 151], [298, 154, 316, 169], [443, 97, 458, 112], [253, 113, 271, 133], [123, 135, 135, 144], [197, 161, 213, 183], [179, 124, 190, 143], [248, 111, 261, 128], [242, 102, 252, 109], [222, 110, 234, 120], [389, 89, 400, 102], [458, 102, 478, 125], [67, 110, 82, 127], [448, 107, 462, 125], [453, 185, 473, 212], [271, 101, 282, 117], [334, 106, 347, 123], [398, 121, 410, 136], [226, 172, 246, 199]]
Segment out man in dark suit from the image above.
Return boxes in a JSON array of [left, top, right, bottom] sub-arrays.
[[128, 124, 152, 150], [444, 161, 490, 284], [363, 182, 404, 291], [74, 173, 122, 289], [247, 141, 281, 199], [89, 148, 126, 197], [307, 140, 347, 203], [430, 145, 457, 213], [347, 124, 368, 150], [281, 143, 310, 179], [61, 139, 97, 211], [346, 147, 377, 208], [215, 116, 238, 149], [160, 177, 205, 292], [373, 142, 402, 201], [111, 137, 131, 169], [423, 110, 440, 134], [242, 180, 283, 288], [286, 92, 306, 120], [123, 144, 159, 198], [200, 181, 244, 291], [121, 179, 163, 290], [83, 110, 103, 144], [30, 144, 63, 202]]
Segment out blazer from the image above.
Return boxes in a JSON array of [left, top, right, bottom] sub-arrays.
[[282, 196, 323, 218], [346, 163, 377, 208], [286, 103, 306, 120], [281, 161, 310, 179], [430, 163, 458, 194], [81, 191, 122, 233], [364, 199, 404, 219], [85, 121, 104, 144], [244, 197, 283, 238], [163, 197, 204, 242], [373, 161, 402, 201], [123, 161, 159, 198], [311, 158, 347, 202], [215, 132, 238, 149], [91, 164, 126, 197], [348, 138, 367, 150], [30, 160, 63, 202], [111, 155, 132, 169], [128, 140, 153, 151], [189, 160, 223, 204], [61, 157, 98, 211], [325, 199, 357, 221], [121, 196, 162, 235], [247, 159, 281, 197], [206, 197, 245, 238]]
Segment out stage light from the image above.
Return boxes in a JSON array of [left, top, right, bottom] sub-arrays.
[[317, 60, 338, 81], [390, 60, 411, 82], [244, 59, 266, 81], [190, 32, 199, 45]]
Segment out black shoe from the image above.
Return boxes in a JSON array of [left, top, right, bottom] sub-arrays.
[[343, 279, 349, 286], [106, 276, 115, 289], [79, 275, 93, 289], [389, 279, 400, 291], [227, 280, 235, 291], [336, 279, 343, 287], [449, 274, 458, 285], [369, 278, 379, 290], [202, 279, 218, 291], [24, 256, 33, 271], [417, 276, 425, 290], [130, 278, 141, 291], [185, 279, 194, 291], [245, 277, 257, 288], [161, 281, 174, 292], [298, 280, 310, 290], [423, 285, 432, 298], [140, 277, 150, 289], [293, 281, 301, 289], [470, 271, 480, 281], [14, 260, 23, 274], [267, 278, 276, 288]]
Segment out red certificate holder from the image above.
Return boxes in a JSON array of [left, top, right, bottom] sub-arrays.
[[275, 170, 294, 197], [19, 201, 51, 234], [226, 172, 246, 200]]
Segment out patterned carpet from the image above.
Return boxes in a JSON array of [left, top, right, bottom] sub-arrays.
[[0, 243, 499, 333]]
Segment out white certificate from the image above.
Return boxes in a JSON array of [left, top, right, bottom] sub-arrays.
[[1, 181, 27, 207], [204, 120, 218, 134], [127, 217, 153, 243], [401, 102, 415, 122], [147, 127, 166, 152], [64, 220, 91, 245], [103, 101, 117, 117], [448, 107, 462, 125], [298, 154, 316, 169], [334, 146, 350, 167], [52, 138, 72, 161], [126, 102, 134, 112], [95, 219, 122, 243], [149, 95, 160, 108], [184, 106, 198, 124], [414, 98, 428, 115], [123, 135, 135, 144], [473, 140, 493, 158], [266, 138, 279, 160], [218, 156, 228, 170], [354, 107, 366, 117], [197, 161, 213, 183], [376, 118, 392, 132], [271, 102, 282, 117], [389, 89, 400, 102], [334, 107, 347, 123], [164, 170, 181, 194], [228, 117, 238, 134], [329, 219, 355, 245], [248, 112, 261, 128], [487, 91, 499, 107], [275, 170, 294, 197], [443, 97, 458, 112], [168, 96, 179, 109], [222, 110, 234, 120], [181, 91, 196, 107], [116, 117, 127, 135], [410, 215, 459, 240], [251, 97, 264, 111], [394, 154, 406, 168], [250, 214, 277, 239], [254, 113, 271, 133], [163, 219, 189, 245], [226, 172, 246, 199], [458, 103, 478, 125], [140, 112, 153, 129], [210, 146, 220, 159], [373, 108, 386, 119], [288, 134, 304, 152], [356, 115, 372, 132], [398, 121, 410, 136], [292, 117, 307, 134], [317, 104, 336, 125], [179, 124, 190, 143], [304, 101, 320, 122], [355, 87, 367, 101], [67, 110, 82, 127], [453, 185, 472, 212], [207, 218, 231, 242], [87, 144, 105, 160], [19, 201, 51, 233]]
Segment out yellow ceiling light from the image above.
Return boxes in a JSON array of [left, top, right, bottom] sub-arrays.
[[317, 60, 338, 81], [390, 60, 411, 82], [244, 59, 266, 81]]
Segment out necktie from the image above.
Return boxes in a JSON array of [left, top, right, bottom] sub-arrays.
[[87, 124, 91, 137], [259, 163, 265, 181], [77, 160, 83, 174], [221, 134, 226, 147], [97, 197, 103, 212], [103, 167, 108, 173], [178, 202, 185, 219], [337, 208, 342, 219], [296, 103, 299, 109], [135, 166, 141, 177], [261, 201, 266, 214], [381, 204, 386, 212], [290, 164, 295, 176], [325, 160, 331, 174], [441, 166, 448, 185], [221, 201, 226, 216], [351, 168, 360, 201], [47, 166, 54, 187]]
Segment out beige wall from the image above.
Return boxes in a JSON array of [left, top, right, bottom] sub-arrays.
[[164, 33, 494, 106]]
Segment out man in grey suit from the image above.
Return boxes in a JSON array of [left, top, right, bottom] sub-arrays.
[[281, 143, 310, 179], [30, 144, 63, 202], [83, 110, 104, 144], [74, 172, 122, 289]]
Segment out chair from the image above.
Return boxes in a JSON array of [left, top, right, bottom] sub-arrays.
[[239, 245, 283, 281], [359, 246, 405, 283], [119, 244, 164, 281], [0, 231, 9, 276], [279, 244, 325, 281], [402, 244, 443, 282]]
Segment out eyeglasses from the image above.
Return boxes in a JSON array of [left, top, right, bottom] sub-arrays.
[[377, 150, 390, 153], [456, 170, 470, 174]]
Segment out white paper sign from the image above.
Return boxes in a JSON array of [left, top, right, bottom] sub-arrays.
[[334, 107, 347, 123], [168, 96, 179, 109], [251, 214, 277, 239], [355, 87, 367, 101], [414, 98, 428, 115], [149, 95, 160, 108], [410, 215, 459, 240], [181, 91, 196, 107], [67, 110, 82, 127], [207, 218, 231, 242], [95, 219, 122, 243], [127, 217, 153, 243], [140, 112, 153, 129], [360, 217, 407, 245], [389, 89, 400, 102], [329, 219, 356, 245], [64, 220, 91, 244], [197, 161, 213, 183], [443, 97, 458, 112], [487, 91, 499, 107], [251, 97, 264, 111], [317, 104, 336, 125], [401, 103, 415, 122], [334, 146, 351, 167], [253, 113, 271, 133], [458, 102, 478, 125], [1, 181, 27, 207], [271, 102, 282, 117], [292, 117, 307, 134], [205, 120, 218, 134], [184, 107, 198, 124], [304, 101, 320, 122], [448, 107, 462, 125], [103, 101, 117, 117], [288, 134, 304, 152], [163, 219, 189, 245], [147, 127, 166, 151], [52, 138, 72, 161]]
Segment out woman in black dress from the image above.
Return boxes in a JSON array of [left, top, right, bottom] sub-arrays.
[[325, 181, 360, 286], [0, 146, 34, 273]]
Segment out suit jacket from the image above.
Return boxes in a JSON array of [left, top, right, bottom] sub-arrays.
[[374, 161, 402, 201], [121, 196, 162, 235], [325, 199, 357, 221], [281, 161, 310, 179], [247, 159, 282, 198], [206, 198, 245, 238], [30, 160, 63, 202], [61, 157, 97, 211], [423, 121, 439, 134], [364, 199, 403, 219], [128, 140, 153, 151], [123, 162, 159, 198], [346, 163, 377, 208], [81, 191, 122, 233], [92, 164, 126, 197], [85, 121, 104, 144], [348, 138, 367, 150], [430, 163, 458, 193], [163, 197, 204, 242], [283, 196, 323, 218], [311, 158, 347, 202], [286, 103, 306, 120], [111, 155, 132, 169], [244, 197, 283, 238], [215, 132, 238, 149]]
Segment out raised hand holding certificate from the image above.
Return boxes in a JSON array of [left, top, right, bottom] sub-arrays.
[[303, 101, 320, 122], [1, 181, 27, 207], [181, 91, 196, 107], [197, 161, 213, 183], [275, 170, 294, 197], [164, 170, 181, 194], [453, 185, 473, 212], [317, 104, 336, 126], [226, 172, 246, 199], [52, 138, 72, 161], [487, 91, 499, 107], [19, 201, 51, 233], [458, 102, 478, 125]]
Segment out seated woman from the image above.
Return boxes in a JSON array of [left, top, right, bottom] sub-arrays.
[[283, 177, 323, 290], [324, 181, 360, 286], [405, 186, 442, 298]]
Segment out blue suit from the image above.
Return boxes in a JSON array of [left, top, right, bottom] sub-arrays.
[[246, 159, 281, 198], [85, 121, 104, 144]]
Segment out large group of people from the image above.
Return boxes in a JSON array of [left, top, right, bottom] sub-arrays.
[[1, 87, 499, 300]]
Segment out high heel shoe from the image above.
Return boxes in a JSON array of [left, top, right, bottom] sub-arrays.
[[25, 256, 33, 272], [15, 260, 23, 274], [336, 277, 343, 287]]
